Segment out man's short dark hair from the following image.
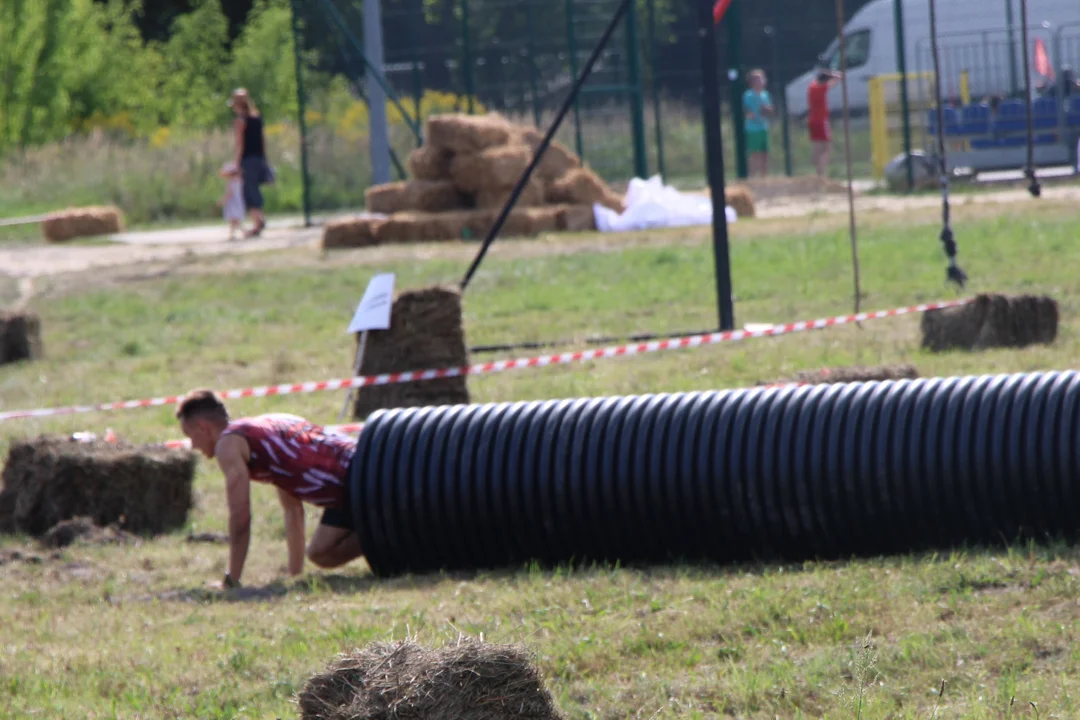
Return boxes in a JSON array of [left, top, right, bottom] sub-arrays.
[[176, 389, 229, 423]]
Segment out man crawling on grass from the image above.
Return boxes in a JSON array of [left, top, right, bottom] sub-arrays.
[[176, 389, 365, 589]]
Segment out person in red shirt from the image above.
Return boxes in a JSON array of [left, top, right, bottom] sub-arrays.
[[807, 69, 843, 178], [176, 389, 365, 589]]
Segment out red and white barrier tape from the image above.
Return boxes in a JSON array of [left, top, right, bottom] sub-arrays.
[[0, 298, 970, 423]]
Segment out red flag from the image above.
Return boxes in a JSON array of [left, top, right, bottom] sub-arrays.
[[713, 0, 733, 25], [1034, 37, 1055, 80]]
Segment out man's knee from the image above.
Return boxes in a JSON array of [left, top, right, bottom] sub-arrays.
[[306, 546, 340, 568]]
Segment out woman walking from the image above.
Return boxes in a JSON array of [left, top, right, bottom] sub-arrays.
[[228, 88, 270, 238]]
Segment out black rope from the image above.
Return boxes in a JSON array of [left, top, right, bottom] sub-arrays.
[[928, 0, 967, 288], [1020, 0, 1042, 198], [458, 0, 634, 292]]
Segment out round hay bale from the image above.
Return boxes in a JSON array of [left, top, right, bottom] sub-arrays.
[[353, 286, 470, 420], [365, 182, 410, 214], [475, 178, 546, 210], [885, 151, 938, 192], [297, 638, 566, 720], [322, 217, 385, 250], [40, 205, 124, 243], [0, 436, 196, 537], [554, 204, 597, 232], [518, 128, 581, 182], [546, 168, 625, 213], [0, 311, 42, 365], [449, 145, 533, 194], [920, 293, 1059, 352], [425, 113, 514, 155], [407, 145, 455, 181], [725, 185, 757, 219]]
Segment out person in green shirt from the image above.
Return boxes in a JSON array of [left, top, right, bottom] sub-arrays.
[[742, 69, 775, 178]]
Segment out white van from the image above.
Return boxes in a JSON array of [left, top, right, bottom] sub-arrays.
[[784, 0, 1080, 118]]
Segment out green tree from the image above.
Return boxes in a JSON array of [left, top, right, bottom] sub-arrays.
[[229, 0, 299, 122], [161, 0, 232, 127]]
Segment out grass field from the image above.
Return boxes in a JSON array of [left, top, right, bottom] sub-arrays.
[[2, 197, 1080, 719]]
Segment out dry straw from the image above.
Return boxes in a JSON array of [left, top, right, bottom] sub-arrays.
[[921, 293, 1059, 352], [297, 637, 566, 720]]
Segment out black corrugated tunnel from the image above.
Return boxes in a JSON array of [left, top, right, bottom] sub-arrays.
[[351, 371, 1080, 577]]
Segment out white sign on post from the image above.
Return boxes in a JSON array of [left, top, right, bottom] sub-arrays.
[[347, 273, 395, 333]]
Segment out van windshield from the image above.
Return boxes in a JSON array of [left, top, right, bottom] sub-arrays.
[[820, 29, 872, 71]]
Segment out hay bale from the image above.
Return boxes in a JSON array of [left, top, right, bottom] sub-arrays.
[[786, 364, 920, 385], [554, 204, 597, 232], [425, 114, 514, 155], [365, 182, 409, 214], [725, 185, 756, 219], [921, 293, 1059, 353], [353, 286, 470, 420], [518, 128, 581, 181], [475, 178, 546, 210], [366, 181, 465, 215], [0, 311, 42, 365], [407, 145, 455, 181], [524, 206, 562, 236], [0, 437, 196, 537], [450, 145, 533, 194], [546, 168, 624, 213], [322, 217, 385, 250], [40, 206, 124, 242], [297, 638, 565, 720], [39, 517, 136, 549]]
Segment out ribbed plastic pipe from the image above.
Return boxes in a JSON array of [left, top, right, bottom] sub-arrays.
[[351, 372, 1080, 577]]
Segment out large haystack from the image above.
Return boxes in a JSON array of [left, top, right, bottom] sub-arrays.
[[41, 206, 124, 242], [323, 112, 625, 251], [353, 286, 470, 420], [0, 437, 196, 536], [921, 293, 1059, 352], [0, 311, 42, 365], [297, 638, 565, 720]]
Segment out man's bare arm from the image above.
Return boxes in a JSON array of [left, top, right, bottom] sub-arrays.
[[277, 488, 306, 576], [216, 434, 252, 584]]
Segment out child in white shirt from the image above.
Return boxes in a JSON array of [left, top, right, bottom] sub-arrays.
[[219, 161, 245, 240]]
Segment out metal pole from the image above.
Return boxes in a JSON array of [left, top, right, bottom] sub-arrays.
[[289, 0, 313, 226], [894, 0, 914, 192], [565, 0, 585, 158], [364, 0, 392, 185], [1006, 0, 1019, 95], [646, 0, 666, 179], [339, 331, 369, 421], [526, 0, 542, 126], [407, 0, 423, 123], [460, 0, 635, 291], [726, 0, 748, 179], [461, 0, 475, 113], [701, 0, 734, 330], [1019, 0, 1041, 197], [835, 0, 861, 315], [625, 0, 649, 179]]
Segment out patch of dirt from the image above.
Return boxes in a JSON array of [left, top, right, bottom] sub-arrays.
[[185, 531, 228, 544]]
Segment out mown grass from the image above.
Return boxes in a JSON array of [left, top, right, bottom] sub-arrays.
[[2, 199, 1080, 718]]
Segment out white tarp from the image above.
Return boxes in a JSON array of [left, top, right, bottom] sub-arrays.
[[593, 175, 738, 233]]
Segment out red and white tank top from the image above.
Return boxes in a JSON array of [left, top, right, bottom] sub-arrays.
[[221, 414, 356, 508]]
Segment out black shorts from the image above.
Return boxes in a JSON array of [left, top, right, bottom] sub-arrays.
[[319, 454, 358, 531]]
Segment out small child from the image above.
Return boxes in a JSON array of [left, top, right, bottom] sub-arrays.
[[219, 161, 245, 240]]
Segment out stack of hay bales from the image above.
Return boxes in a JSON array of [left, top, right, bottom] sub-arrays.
[[41, 206, 124, 243], [0, 436, 196, 537], [352, 286, 470, 420], [0, 310, 42, 365], [297, 638, 566, 720], [324, 113, 624, 250]]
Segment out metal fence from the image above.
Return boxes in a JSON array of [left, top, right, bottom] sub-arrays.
[[289, 0, 1080, 215]]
